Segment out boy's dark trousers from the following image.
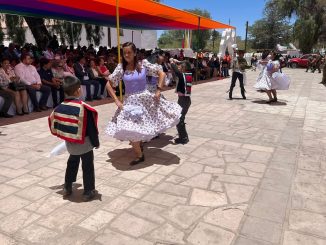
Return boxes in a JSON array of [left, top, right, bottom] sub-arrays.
[[177, 96, 191, 140], [65, 150, 95, 192], [229, 72, 246, 99]]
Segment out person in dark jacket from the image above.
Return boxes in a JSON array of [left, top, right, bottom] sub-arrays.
[[48, 76, 99, 201], [73, 56, 100, 101], [170, 58, 191, 144]]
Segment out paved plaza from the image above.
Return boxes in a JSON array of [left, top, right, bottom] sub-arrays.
[[0, 68, 325, 245]]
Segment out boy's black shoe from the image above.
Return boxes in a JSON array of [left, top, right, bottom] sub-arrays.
[[174, 138, 189, 145], [63, 183, 72, 196], [83, 190, 96, 202]]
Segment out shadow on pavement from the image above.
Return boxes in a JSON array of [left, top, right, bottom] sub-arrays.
[[251, 99, 287, 106], [107, 134, 180, 171]]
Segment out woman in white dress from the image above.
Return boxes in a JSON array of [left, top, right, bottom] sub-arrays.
[[254, 51, 290, 103], [105, 42, 182, 165]]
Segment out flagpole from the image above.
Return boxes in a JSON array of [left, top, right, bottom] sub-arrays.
[[116, 0, 122, 101]]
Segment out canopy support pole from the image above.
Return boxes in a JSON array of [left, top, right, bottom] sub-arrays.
[[116, 0, 123, 101], [196, 17, 201, 81]]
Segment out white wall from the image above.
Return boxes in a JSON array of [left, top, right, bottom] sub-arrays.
[[4, 24, 157, 50], [141, 30, 157, 49]]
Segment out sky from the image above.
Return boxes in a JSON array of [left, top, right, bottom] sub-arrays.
[[157, 0, 267, 39]]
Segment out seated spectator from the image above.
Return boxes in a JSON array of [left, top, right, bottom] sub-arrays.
[[52, 60, 65, 81], [0, 87, 13, 118], [39, 58, 64, 107], [15, 54, 51, 112], [97, 57, 110, 79], [0, 58, 29, 115], [43, 46, 55, 60], [73, 56, 100, 101], [89, 59, 107, 97], [64, 58, 76, 77], [3, 43, 20, 61]]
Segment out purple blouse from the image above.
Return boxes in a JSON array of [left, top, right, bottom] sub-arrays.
[[109, 59, 161, 94]]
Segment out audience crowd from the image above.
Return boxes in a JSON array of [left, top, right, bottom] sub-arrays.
[[0, 41, 233, 118]]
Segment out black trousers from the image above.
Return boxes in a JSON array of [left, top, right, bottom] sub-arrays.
[[0, 89, 13, 113], [45, 85, 64, 107], [81, 80, 100, 99], [95, 77, 107, 95], [26, 85, 51, 109], [65, 150, 95, 192], [177, 96, 191, 140], [229, 72, 245, 98]]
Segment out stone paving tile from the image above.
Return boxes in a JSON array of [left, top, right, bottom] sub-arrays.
[[110, 212, 158, 237], [204, 204, 247, 231], [161, 205, 209, 229], [190, 188, 228, 207], [16, 224, 58, 244], [187, 222, 235, 245], [283, 230, 326, 245], [240, 216, 282, 244], [289, 210, 326, 238], [37, 208, 85, 232], [78, 210, 116, 232], [0, 195, 31, 214], [0, 70, 325, 244], [143, 191, 187, 207], [128, 201, 166, 224], [95, 229, 154, 245]]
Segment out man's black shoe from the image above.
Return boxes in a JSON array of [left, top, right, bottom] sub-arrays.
[[0, 112, 13, 118], [174, 138, 189, 144]]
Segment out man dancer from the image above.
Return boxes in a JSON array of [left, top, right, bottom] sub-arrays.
[[229, 49, 249, 100]]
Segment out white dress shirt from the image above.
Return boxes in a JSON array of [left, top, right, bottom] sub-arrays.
[[14, 63, 41, 85]]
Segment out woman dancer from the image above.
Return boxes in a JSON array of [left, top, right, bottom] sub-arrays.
[[146, 49, 165, 94], [254, 51, 289, 103], [106, 42, 182, 165]]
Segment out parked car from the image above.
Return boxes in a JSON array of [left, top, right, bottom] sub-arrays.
[[288, 54, 317, 68]]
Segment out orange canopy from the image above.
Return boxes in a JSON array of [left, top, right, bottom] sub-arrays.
[[0, 0, 234, 30]]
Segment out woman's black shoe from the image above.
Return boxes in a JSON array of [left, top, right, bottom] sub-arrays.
[[16, 111, 24, 116], [130, 155, 145, 166]]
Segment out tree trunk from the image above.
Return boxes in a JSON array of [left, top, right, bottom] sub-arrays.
[[24, 16, 51, 49], [322, 63, 326, 84]]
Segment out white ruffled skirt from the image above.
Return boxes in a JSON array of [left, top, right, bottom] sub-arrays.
[[106, 90, 182, 142]]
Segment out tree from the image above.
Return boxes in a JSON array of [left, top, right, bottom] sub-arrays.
[[158, 8, 212, 50], [248, 0, 293, 50], [46, 19, 82, 46], [211, 30, 219, 50], [85, 24, 104, 46], [24, 17, 51, 49], [273, 0, 326, 53], [5, 14, 26, 46], [186, 8, 212, 51], [0, 15, 5, 44]]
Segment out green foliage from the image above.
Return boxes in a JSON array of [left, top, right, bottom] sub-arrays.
[[273, 0, 326, 53], [85, 24, 104, 46], [248, 0, 293, 50], [5, 14, 26, 46], [46, 19, 82, 46], [158, 8, 212, 51]]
